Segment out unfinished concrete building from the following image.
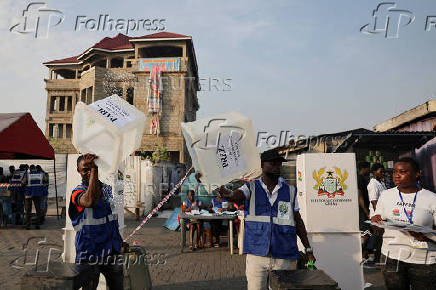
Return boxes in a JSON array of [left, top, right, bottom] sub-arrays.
[[43, 32, 199, 163]]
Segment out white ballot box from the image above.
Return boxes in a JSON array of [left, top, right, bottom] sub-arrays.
[[181, 111, 261, 187], [296, 153, 364, 290], [72, 95, 146, 179]]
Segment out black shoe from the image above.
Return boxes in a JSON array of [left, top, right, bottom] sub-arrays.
[[35, 225, 40, 230], [25, 226, 31, 230]]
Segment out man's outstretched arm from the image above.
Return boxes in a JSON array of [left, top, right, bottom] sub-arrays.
[[218, 187, 245, 203]]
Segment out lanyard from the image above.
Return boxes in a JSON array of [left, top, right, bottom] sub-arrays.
[[398, 190, 418, 224]]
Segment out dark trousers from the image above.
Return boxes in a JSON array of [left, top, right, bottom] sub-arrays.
[[75, 254, 124, 290], [210, 220, 226, 242], [381, 254, 436, 290], [24, 196, 43, 227], [12, 189, 24, 224]]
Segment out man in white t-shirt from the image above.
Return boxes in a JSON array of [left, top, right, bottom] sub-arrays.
[[371, 157, 436, 290], [366, 163, 387, 263], [367, 163, 387, 216]]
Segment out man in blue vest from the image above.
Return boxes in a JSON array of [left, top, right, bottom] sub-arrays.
[[23, 165, 45, 229], [9, 164, 27, 225], [219, 149, 315, 290], [209, 195, 230, 247], [68, 154, 123, 290], [6, 166, 15, 183]]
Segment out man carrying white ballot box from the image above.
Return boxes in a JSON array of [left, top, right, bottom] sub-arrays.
[[218, 149, 315, 290]]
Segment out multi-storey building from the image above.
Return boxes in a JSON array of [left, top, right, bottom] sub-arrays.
[[43, 32, 199, 163]]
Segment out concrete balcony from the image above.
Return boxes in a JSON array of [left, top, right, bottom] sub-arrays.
[[45, 79, 80, 90], [47, 111, 73, 118]]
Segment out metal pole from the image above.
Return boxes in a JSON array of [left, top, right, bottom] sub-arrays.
[[54, 157, 59, 220]]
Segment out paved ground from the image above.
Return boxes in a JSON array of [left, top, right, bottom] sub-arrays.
[[0, 212, 386, 290]]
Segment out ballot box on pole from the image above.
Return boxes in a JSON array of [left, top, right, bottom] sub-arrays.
[[181, 111, 261, 187], [296, 153, 364, 290]]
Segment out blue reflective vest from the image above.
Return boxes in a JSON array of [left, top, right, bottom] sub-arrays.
[[9, 170, 26, 193], [25, 171, 44, 197], [71, 183, 122, 263], [211, 197, 227, 209], [243, 179, 298, 260]]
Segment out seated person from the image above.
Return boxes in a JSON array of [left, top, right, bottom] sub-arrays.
[[209, 195, 230, 247], [182, 190, 203, 251]]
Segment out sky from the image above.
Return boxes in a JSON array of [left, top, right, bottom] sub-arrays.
[[1, 0, 436, 150]]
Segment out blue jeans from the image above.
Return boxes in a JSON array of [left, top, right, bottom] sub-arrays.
[[41, 195, 47, 214]]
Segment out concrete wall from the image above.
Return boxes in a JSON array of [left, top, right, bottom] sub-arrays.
[[374, 100, 436, 132]]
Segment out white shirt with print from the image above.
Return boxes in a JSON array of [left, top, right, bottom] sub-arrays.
[[374, 187, 436, 264]]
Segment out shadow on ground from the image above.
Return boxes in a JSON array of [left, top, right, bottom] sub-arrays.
[[153, 277, 247, 290]]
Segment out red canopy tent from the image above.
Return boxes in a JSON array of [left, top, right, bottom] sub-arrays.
[[0, 112, 60, 218], [0, 113, 54, 159]]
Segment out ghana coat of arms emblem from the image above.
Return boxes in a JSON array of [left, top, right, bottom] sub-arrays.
[[312, 167, 348, 198]]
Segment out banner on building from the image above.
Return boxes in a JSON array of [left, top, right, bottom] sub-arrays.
[[139, 58, 181, 71]]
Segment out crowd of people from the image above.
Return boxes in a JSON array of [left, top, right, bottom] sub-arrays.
[[0, 164, 49, 229], [181, 172, 240, 250]]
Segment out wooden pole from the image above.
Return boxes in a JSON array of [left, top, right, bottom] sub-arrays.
[[54, 157, 59, 220]]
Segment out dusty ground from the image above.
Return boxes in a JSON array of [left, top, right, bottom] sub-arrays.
[[0, 212, 386, 290]]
